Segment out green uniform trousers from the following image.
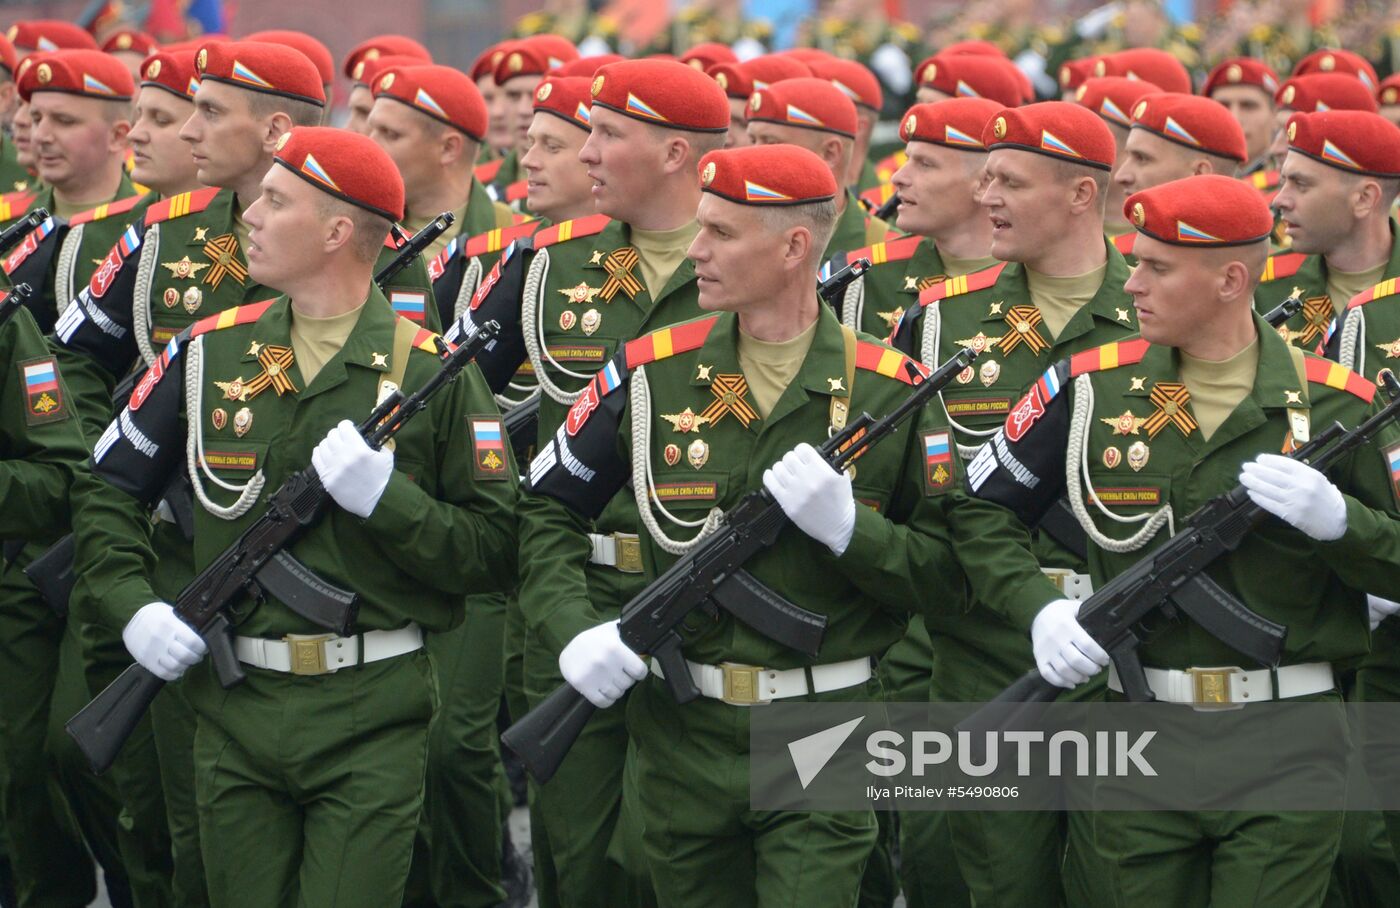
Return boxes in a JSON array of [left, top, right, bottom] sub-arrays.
[[188, 650, 436, 908]]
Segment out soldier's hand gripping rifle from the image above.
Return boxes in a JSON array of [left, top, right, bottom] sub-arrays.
[[502, 342, 981, 783], [66, 320, 501, 774], [962, 368, 1400, 736]]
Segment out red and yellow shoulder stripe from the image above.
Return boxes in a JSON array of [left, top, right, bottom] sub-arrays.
[[849, 234, 922, 268], [1245, 169, 1281, 193], [855, 340, 927, 385], [410, 326, 444, 354], [1070, 338, 1151, 377], [624, 316, 719, 369], [465, 220, 542, 257], [474, 158, 505, 184], [502, 180, 527, 204], [1259, 251, 1308, 283], [68, 192, 148, 226], [859, 183, 896, 210], [0, 190, 37, 222], [144, 187, 220, 226], [874, 150, 907, 184], [1347, 277, 1400, 311], [532, 213, 611, 250], [917, 261, 1009, 306], [1305, 356, 1375, 402], [1111, 232, 1137, 256], [189, 298, 277, 337]]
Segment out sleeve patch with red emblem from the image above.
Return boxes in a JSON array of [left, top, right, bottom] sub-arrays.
[[469, 416, 510, 479], [20, 356, 67, 425], [1384, 440, 1400, 509], [923, 430, 954, 494]]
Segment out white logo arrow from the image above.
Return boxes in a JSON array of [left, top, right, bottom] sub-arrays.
[[788, 716, 864, 790]]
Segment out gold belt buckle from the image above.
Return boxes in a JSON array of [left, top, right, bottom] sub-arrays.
[[614, 534, 643, 574], [1041, 567, 1072, 593], [720, 662, 768, 706], [1187, 666, 1239, 709], [285, 634, 335, 676]]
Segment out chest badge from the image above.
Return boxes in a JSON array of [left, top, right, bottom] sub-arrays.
[[700, 373, 759, 428], [660, 407, 711, 433], [1102, 445, 1121, 469], [182, 286, 202, 313], [877, 307, 905, 330], [686, 437, 710, 469], [214, 377, 248, 402], [1376, 337, 1400, 359], [162, 256, 210, 281], [1143, 382, 1198, 438], [581, 308, 602, 335], [599, 246, 644, 301], [978, 359, 1000, 387], [954, 331, 994, 355], [233, 406, 253, 437], [243, 344, 299, 399], [663, 443, 681, 466], [1101, 409, 1147, 436], [211, 407, 227, 431], [163, 287, 179, 308], [559, 282, 601, 304], [200, 233, 249, 290], [996, 305, 1050, 356], [1126, 440, 1150, 471]]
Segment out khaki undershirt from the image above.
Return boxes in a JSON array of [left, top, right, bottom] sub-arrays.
[[1326, 260, 1388, 317], [232, 206, 251, 255], [289, 301, 366, 385], [1026, 262, 1108, 341], [737, 318, 819, 419], [1179, 335, 1259, 441], [939, 250, 1000, 278], [52, 184, 125, 219], [632, 221, 699, 301], [404, 202, 471, 261]]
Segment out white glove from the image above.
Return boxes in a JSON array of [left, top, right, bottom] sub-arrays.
[[123, 602, 207, 681], [1369, 595, 1400, 631], [1239, 453, 1347, 541], [763, 443, 857, 556], [558, 620, 648, 709], [1031, 598, 1110, 689], [311, 419, 393, 519]]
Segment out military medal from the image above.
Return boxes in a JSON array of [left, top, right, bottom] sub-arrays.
[[996, 305, 1050, 356], [978, 359, 1000, 387], [1101, 409, 1147, 436], [233, 406, 252, 437], [877, 308, 904, 330], [1127, 440, 1149, 472], [1102, 446, 1121, 469], [200, 233, 249, 290], [559, 310, 577, 331], [214, 377, 247, 401], [161, 256, 210, 281], [1293, 296, 1332, 347], [663, 443, 681, 466], [599, 247, 644, 301], [1143, 382, 1197, 438], [687, 438, 709, 469], [242, 345, 299, 399], [954, 331, 993, 355], [163, 287, 179, 308], [1376, 337, 1400, 359], [700, 373, 759, 428], [182, 286, 202, 313], [581, 309, 601, 336], [660, 407, 711, 433], [211, 408, 227, 431], [558, 282, 601, 304], [955, 365, 974, 384]]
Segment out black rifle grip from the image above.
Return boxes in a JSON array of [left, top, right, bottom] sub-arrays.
[[66, 663, 164, 775], [205, 613, 245, 689], [500, 683, 597, 784]]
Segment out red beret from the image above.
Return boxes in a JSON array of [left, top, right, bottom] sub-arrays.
[[745, 77, 857, 138], [941, 40, 1007, 58], [0, 34, 16, 75], [1285, 110, 1400, 178], [355, 55, 424, 93], [899, 97, 1003, 150], [273, 126, 404, 221], [1276, 74, 1378, 114], [1074, 76, 1160, 128], [533, 75, 594, 132], [554, 54, 623, 78], [1093, 49, 1191, 95], [493, 41, 552, 85], [1293, 49, 1378, 92], [915, 54, 1022, 109], [680, 42, 737, 72], [1202, 57, 1280, 99], [197, 40, 325, 107], [1129, 92, 1247, 162], [160, 36, 228, 55], [342, 35, 430, 81], [526, 35, 580, 70], [590, 59, 728, 133], [807, 57, 882, 112], [1059, 58, 1094, 92], [1381, 74, 1400, 107], [1125, 174, 1272, 246], [984, 100, 1117, 170], [100, 29, 157, 56], [699, 143, 836, 206], [707, 55, 810, 100], [469, 43, 506, 83], [19, 49, 134, 102], [140, 50, 199, 101], [373, 64, 486, 142], [6, 21, 98, 52], [244, 31, 335, 87], [778, 48, 835, 65]]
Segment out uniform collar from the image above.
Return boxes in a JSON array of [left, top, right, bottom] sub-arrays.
[[1059, 239, 1138, 342], [243, 286, 400, 399]]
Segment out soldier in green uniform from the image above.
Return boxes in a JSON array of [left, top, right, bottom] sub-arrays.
[[1070, 77, 1162, 242], [1265, 74, 1379, 177], [1203, 58, 1282, 179], [483, 36, 580, 207], [705, 55, 811, 151], [0, 35, 32, 194], [70, 125, 519, 908], [802, 57, 886, 196], [887, 101, 1140, 908], [518, 140, 974, 908], [961, 172, 1400, 908], [340, 34, 431, 136]]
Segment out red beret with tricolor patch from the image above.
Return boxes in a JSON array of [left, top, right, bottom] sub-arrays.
[[6, 20, 98, 53], [680, 42, 737, 72], [1380, 74, 1400, 107], [1073, 76, 1160, 129], [899, 97, 1003, 151], [355, 55, 424, 95], [1092, 48, 1191, 95], [1276, 74, 1378, 113], [1059, 58, 1095, 93], [273, 126, 404, 221], [469, 43, 506, 82], [1293, 48, 1378, 92], [140, 50, 200, 101], [0, 34, 17, 75], [807, 57, 882, 112], [245, 31, 335, 87], [1125, 174, 1272, 246], [19, 49, 134, 102], [555, 54, 623, 78], [342, 35, 430, 81], [197, 40, 325, 107], [590, 59, 728, 133], [698, 143, 836, 206], [492, 40, 554, 85], [1202, 57, 1280, 99], [100, 29, 157, 57], [745, 77, 857, 138], [707, 55, 810, 100], [532, 75, 594, 132], [1285, 110, 1400, 178], [915, 54, 1022, 108], [373, 64, 487, 142], [1129, 92, 1247, 162], [984, 100, 1116, 170]]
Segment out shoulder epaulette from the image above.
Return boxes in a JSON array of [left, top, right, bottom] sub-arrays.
[[1259, 251, 1308, 283], [143, 187, 220, 225], [409, 325, 443, 354], [532, 213, 611, 250], [465, 220, 542, 257], [623, 316, 719, 369], [859, 183, 896, 210], [1347, 277, 1399, 311], [874, 150, 906, 183], [855, 340, 927, 385], [917, 261, 1010, 306], [501, 180, 527, 204], [1111, 232, 1137, 256], [0, 190, 37, 222], [1069, 338, 1152, 377], [1246, 169, 1280, 191], [1305, 355, 1375, 403], [474, 159, 505, 184], [189, 299, 277, 337], [849, 234, 923, 268], [69, 193, 147, 226]]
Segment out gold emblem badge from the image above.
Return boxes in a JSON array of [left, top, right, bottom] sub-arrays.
[[992, 115, 1007, 139], [508, 52, 523, 73], [1131, 202, 1145, 227], [1127, 440, 1149, 472], [715, 72, 729, 91], [695, 363, 713, 382], [197, 48, 208, 72], [146, 59, 161, 79], [370, 352, 389, 368], [877, 307, 905, 330], [956, 365, 975, 384], [749, 93, 762, 112], [1094, 60, 1108, 77], [979, 359, 1000, 387], [1386, 88, 1400, 105], [1282, 85, 1296, 106], [660, 407, 711, 433], [183, 286, 202, 313], [904, 114, 916, 136], [687, 437, 709, 469], [1116, 307, 1132, 323], [1102, 446, 1122, 469], [536, 82, 551, 102], [1320, 54, 1336, 71], [211, 408, 227, 431], [352, 61, 366, 81], [702, 161, 716, 186], [233, 406, 252, 437], [1101, 410, 1148, 436], [1128, 376, 1146, 392], [954, 331, 994, 355], [275, 133, 289, 154], [193, 226, 209, 242], [1226, 63, 1242, 82], [987, 300, 1003, 316], [163, 287, 180, 308], [1133, 100, 1147, 120], [558, 282, 601, 304], [1376, 337, 1400, 359], [559, 310, 577, 331], [664, 443, 681, 466], [214, 377, 247, 401], [380, 72, 395, 91], [36, 63, 51, 84], [923, 62, 937, 82], [580, 308, 601, 335], [162, 256, 210, 280], [591, 75, 605, 97]]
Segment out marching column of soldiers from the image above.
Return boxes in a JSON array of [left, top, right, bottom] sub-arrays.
[[0, 4, 1399, 907]]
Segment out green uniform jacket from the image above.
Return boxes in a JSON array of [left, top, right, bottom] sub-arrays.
[[519, 306, 975, 666], [825, 190, 896, 263], [821, 234, 954, 339], [422, 178, 530, 328], [0, 170, 137, 230], [0, 138, 34, 194], [961, 319, 1400, 669], [70, 291, 519, 637]]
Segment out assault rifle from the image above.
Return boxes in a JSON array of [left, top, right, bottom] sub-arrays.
[[376, 212, 455, 287], [0, 283, 35, 330]]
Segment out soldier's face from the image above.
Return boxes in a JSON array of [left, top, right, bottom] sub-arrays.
[[746, 121, 847, 189], [501, 75, 541, 156], [129, 87, 197, 196], [1114, 129, 1197, 195], [1125, 235, 1250, 347], [243, 165, 331, 290], [690, 194, 798, 312], [11, 100, 32, 167], [1211, 85, 1274, 164], [724, 98, 752, 148], [480, 75, 512, 153], [981, 149, 1078, 262], [914, 85, 951, 105], [1268, 108, 1293, 163], [345, 84, 375, 135], [1274, 152, 1367, 255], [890, 141, 985, 238], [366, 98, 439, 200], [521, 112, 592, 223], [182, 81, 270, 190], [578, 106, 670, 221], [28, 93, 129, 192]]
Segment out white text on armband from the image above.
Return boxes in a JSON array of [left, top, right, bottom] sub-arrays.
[[556, 427, 597, 483], [118, 410, 159, 458], [994, 432, 1040, 489]]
